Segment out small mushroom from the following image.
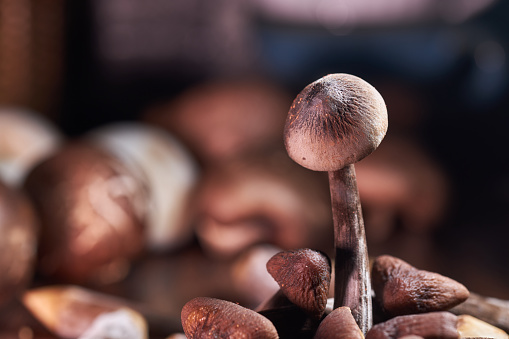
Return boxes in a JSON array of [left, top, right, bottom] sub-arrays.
[[0, 180, 38, 308], [314, 307, 364, 339], [371, 255, 469, 318], [365, 312, 459, 339], [266, 248, 331, 320], [181, 297, 278, 338], [284, 73, 388, 332]]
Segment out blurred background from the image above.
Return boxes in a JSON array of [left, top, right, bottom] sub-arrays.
[[1, 0, 509, 336]]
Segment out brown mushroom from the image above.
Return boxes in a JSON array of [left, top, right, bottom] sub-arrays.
[[266, 248, 331, 320], [181, 297, 279, 338], [284, 73, 388, 333], [371, 255, 469, 318], [23, 142, 147, 284], [143, 78, 291, 165], [195, 150, 332, 259]]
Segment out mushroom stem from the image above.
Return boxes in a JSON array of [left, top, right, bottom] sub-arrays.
[[329, 164, 372, 333]]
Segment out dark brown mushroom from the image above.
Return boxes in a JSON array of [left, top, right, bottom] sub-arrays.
[[284, 73, 388, 333], [181, 297, 279, 338], [266, 248, 331, 320], [371, 255, 469, 318]]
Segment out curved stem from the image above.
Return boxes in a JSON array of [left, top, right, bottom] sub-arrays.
[[329, 164, 372, 334]]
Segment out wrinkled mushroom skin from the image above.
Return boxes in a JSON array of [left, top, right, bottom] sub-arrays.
[[284, 73, 387, 172], [371, 255, 469, 317], [365, 312, 459, 339], [0, 181, 37, 308], [266, 248, 331, 320], [181, 297, 279, 339], [24, 142, 147, 285]]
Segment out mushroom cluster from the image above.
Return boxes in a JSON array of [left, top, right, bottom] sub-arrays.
[[179, 74, 509, 339]]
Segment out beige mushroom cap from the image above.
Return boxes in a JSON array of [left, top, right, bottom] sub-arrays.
[[284, 73, 388, 171]]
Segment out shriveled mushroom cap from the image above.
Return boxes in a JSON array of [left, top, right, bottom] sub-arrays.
[[284, 73, 388, 171]]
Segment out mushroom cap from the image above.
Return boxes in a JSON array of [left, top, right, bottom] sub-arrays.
[[284, 73, 388, 171]]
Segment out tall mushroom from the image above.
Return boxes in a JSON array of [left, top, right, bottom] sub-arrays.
[[284, 73, 388, 333]]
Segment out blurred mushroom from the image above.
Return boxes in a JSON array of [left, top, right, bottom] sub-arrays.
[[24, 123, 199, 284], [229, 244, 281, 309], [142, 78, 292, 165], [194, 150, 332, 259], [22, 286, 153, 339], [355, 136, 449, 242], [87, 122, 199, 251], [24, 142, 147, 284], [0, 180, 38, 309], [0, 107, 62, 187]]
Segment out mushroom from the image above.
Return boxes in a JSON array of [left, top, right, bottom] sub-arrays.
[[265, 248, 331, 321], [23, 286, 150, 339], [23, 123, 199, 284], [87, 122, 199, 251], [181, 297, 278, 338], [457, 314, 509, 339], [371, 255, 469, 319], [195, 150, 332, 259], [284, 73, 388, 333], [142, 78, 291, 165]]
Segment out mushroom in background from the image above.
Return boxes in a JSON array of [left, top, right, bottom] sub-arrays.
[[87, 123, 199, 252], [23, 123, 199, 285], [142, 78, 292, 165], [0, 107, 62, 187], [194, 150, 333, 259], [24, 142, 147, 285], [355, 135, 450, 268], [0, 179, 38, 309]]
